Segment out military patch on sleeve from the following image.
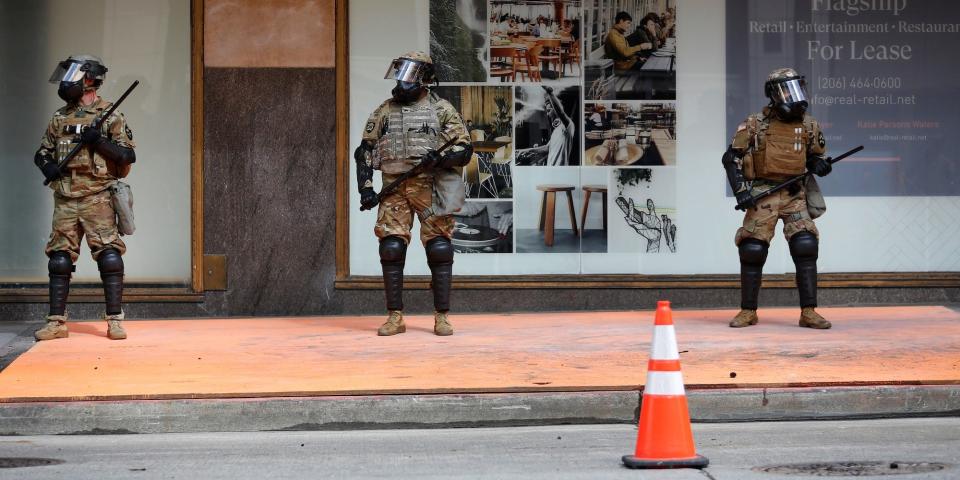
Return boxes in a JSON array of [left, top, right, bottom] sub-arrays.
[[125, 125, 133, 140], [817, 131, 825, 148], [365, 121, 376, 133], [736, 123, 747, 132]]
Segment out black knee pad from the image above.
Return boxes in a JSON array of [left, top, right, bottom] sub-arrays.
[[97, 249, 124, 276], [425, 237, 454, 266], [48, 251, 74, 276], [789, 231, 818, 261], [738, 239, 769, 266], [379, 236, 407, 266]]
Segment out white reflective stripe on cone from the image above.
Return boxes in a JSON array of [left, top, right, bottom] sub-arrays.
[[644, 371, 686, 396], [651, 325, 679, 360]]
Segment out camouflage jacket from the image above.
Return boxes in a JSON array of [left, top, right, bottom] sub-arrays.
[[39, 97, 136, 199]]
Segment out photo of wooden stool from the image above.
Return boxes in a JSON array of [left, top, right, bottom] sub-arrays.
[[537, 184, 578, 247], [580, 184, 608, 236]]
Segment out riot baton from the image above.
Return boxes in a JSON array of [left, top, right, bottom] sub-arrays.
[[44, 80, 140, 186], [359, 136, 459, 211], [735, 145, 864, 211]]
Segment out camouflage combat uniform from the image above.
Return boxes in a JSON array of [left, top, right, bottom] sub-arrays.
[[730, 106, 826, 246], [361, 94, 471, 245], [39, 98, 135, 262]]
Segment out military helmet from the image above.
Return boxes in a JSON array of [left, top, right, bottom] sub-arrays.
[[400, 51, 433, 65], [764, 67, 808, 119], [384, 50, 436, 86], [49, 54, 108, 88]]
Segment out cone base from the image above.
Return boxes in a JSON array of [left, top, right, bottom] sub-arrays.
[[621, 454, 709, 469]]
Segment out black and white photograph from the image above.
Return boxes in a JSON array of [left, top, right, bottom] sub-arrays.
[[430, 0, 488, 82], [609, 167, 677, 253], [514, 167, 581, 253], [514, 85, 581, 166], [577, 167, 609, 253], [488, 0, 582, 83], [452, 200, 514, 253], [433, 85, 514, 198], [583, 0, 676, 100], [583, 101, 676, 166]]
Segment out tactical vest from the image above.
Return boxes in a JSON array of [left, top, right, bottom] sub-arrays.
[[51, 102, 119, 197], [742, 113, 816, 181], [375, 97, 442, 175]]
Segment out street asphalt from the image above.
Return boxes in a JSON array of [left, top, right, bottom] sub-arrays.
[[0, 417, 957, 479]]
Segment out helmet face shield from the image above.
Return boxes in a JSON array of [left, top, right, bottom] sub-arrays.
[[49, 61, 87, 84], [384, 58, 430, 84], [769, 78, 808, 106]]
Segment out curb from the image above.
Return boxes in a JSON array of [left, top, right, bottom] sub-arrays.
[[0, 385, 957, 435]]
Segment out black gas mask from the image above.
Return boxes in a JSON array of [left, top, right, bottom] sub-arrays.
[[391, 81, 425, 104], [57, 81, 85, 103]]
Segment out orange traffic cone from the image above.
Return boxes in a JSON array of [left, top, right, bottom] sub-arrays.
[[622, 301, 709, 469]]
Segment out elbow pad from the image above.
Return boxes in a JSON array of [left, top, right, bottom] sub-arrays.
[[354, 141, 375, 190], [94, 140, 136, 165], [722, 145, 748, 193]]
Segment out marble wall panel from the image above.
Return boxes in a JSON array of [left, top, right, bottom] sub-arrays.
[[205, 0, 335, 68], [203, 67, 342, 315]]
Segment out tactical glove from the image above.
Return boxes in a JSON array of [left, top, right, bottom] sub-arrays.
[[735, 190, 756, 209], [807, 156, 832, 177], [360, 187, 378, 209], [81, 126, 103, 145], [421, 149, 442, 169], [40, 162, 62, 183]]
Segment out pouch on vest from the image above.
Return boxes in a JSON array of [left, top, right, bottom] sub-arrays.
[[741, 151, 756, 180], [755, 120, 806, 180], [804, 176, 826, 219], [734, 116, 759, 180], [109, 181, 136, 235]]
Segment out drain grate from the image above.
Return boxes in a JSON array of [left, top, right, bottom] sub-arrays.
[[754, 461, 949, 476], [0, 457, 66, 469]]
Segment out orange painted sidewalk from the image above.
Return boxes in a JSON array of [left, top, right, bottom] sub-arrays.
[[1, 306, 958, 402]]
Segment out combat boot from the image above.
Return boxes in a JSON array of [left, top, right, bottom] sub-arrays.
[[105, 311, 127, 340], [799, 307, 831, 329], [433, 311, 453, 336], [729, 309, 759, 328], [35, 315, 69, 341], [378, 310, 406, 336]]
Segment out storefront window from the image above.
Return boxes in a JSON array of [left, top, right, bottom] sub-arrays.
[[0, 0, 192, 284], [346, 0, 959, 278]]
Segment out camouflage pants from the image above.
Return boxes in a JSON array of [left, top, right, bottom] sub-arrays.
[[46, 189, 126, 262], [375, 173, 454, 246], [735, 184, 818, 246]]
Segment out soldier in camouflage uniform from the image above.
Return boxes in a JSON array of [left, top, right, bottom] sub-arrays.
[[354, 51, 473, 336], [722, 68, 833, 329], [34, 54, 137, 341]]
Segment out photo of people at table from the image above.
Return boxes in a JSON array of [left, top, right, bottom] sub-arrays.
[[452, 200, 514, 253], [583, 0, 676, 100], [488, 0, 582, 83], [514, 85, 581, 167], [430, 0, 488, 82], [583, 101, 675, 166], [433, 85, 514, 198]]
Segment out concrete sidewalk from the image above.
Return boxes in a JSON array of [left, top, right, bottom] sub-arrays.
[[0, 306, 958, 434]]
